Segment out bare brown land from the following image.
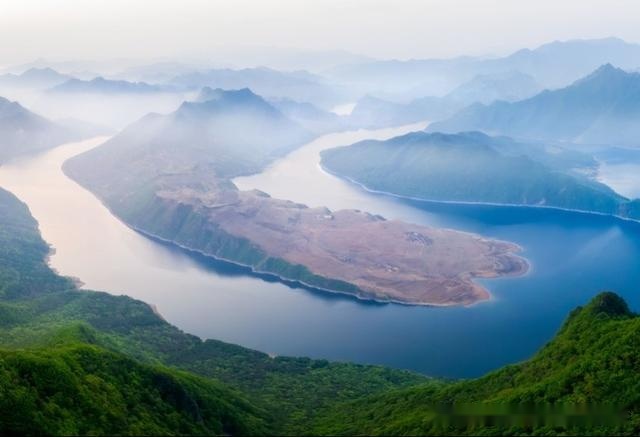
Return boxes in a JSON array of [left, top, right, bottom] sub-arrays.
[[159, 185, 529, 306]]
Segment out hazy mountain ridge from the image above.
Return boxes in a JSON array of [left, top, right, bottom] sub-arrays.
[[428, 64, 640, 146], [169, 66, 348, 108], [268, 96, 349, 134], [446, 70, 541, 105], [347, 71, 542, 128], [63, 87, 313, 196], [0, 96, 94, 163], [348, 95, 460, 128], [48, 76, 168, 94], [328, 37, 640, 100], [0, 67, 72, 90]]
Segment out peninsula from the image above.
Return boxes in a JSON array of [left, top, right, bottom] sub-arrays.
[[64, 89, 529, 306]]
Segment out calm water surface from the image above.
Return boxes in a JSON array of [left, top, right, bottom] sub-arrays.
[[2, 128, 640, 379]]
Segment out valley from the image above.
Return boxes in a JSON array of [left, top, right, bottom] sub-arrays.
[[4, 120, 640, 379], [3, 9, 640, 432]]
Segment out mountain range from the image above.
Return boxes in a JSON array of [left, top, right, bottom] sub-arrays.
[[329, 37, 640, 99], [348, 71, 542, 128], [0, 67, 72, 90], [0, 96, 91, 163], [168, 66, 347, 108], [48, 77, 167, 94], [428, 64, 640, 146]]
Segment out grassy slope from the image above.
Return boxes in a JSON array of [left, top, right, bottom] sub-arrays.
[[313, 292, 640, 435], [0, 344, 268, 435]]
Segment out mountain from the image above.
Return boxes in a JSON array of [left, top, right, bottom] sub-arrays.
[[445, 70, 541, 105], [269, 97, 348, 134], [313, 292, 640, 435], [348, 95, 460, 128], [169, 67, 347, 108], [0, 67, 72, 89], [328, 37, 640, 100], [111, 61, 209, 84], [0, 96, 88, 163], [48, 77, 166, 94], [321, 131, 634, 216], [428, 64, 640, 146], [347, 71, 540, 129], [64, 87, 312, 195], [34, 75, 187, 129], [490, 37, 640, 88]]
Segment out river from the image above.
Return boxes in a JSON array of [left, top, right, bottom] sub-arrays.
[[2, 127, 640, 379]]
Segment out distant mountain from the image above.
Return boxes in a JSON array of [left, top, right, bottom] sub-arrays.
[[64, 88, 312, 198], [348, 95, 460, 128], [445, 71, 541, 105], [429, 64, 640, 146], [490, 37, 640, 88], [180, 87, 346, 140], [169, 67, 346, 108], [0, 96, 88, 162], [48, 77, 166, 94], [39, 76, 185, 129], [110, 61, 209, 84], [346, 71, 541, 129], [0, 67, 72, 89], [321, 131, 634, 216], [268, 97, 347, 134], [328, 37, 640, 99]]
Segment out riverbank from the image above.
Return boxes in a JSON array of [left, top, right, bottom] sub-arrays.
[[89, 184, 529, 307], [320, 163, 640, 226]]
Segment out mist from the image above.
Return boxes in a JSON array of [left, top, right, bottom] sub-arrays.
[[2, 0, 640, 69]]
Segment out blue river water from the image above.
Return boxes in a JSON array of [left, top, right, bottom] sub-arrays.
[[1, 127, 639, 379]]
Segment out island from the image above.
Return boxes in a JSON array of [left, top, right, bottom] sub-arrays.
[[64, 88, 529, 306]]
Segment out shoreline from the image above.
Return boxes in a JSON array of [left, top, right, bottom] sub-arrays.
[[44, 245, 86, 288], [57, 128, 531, 308], [319, 163, 640, 226], [63, 162, 525, 308]]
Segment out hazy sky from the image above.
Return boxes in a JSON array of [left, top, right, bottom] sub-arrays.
[[1, 0, 640, 66]]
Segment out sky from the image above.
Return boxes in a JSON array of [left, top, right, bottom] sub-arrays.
[[1, 0, 640, 66]]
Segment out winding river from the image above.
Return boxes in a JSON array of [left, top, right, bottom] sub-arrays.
[[2, 126, 640, 379]]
